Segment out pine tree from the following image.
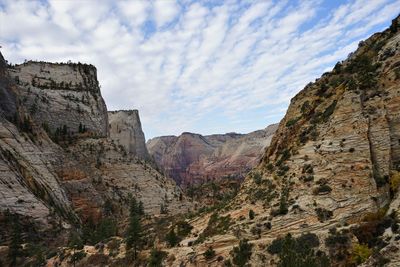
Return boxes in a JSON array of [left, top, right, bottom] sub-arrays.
[[148, 248, 167, 267], [165, 228, 179, 247], [138, 201, 145, 216], [126, 197, 143, 260], [129, 197, 138, 215], [8, 213, 22, 267], [62, 125, 68, 135], [68, 231, 83, 267], [231, 239, 253, 267]]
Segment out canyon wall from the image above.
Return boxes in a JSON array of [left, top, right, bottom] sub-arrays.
[[147, 124, 278, 186]]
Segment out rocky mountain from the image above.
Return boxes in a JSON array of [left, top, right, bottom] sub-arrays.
[[0, 54, 191, 262], [147, 124, 278, 187], [2, 14, 400, 267], [108, 109, 150, 161], [9, 61, 109, 137], [154, 15, 400, 267]]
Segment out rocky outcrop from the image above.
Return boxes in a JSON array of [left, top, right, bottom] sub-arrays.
[[8, 61, 108, 137], [0, 53, 17, 118], [108, 110, 150, 160], [162, 15, 400, 267], [147, 124, 277, 186], [0, 53, 191, 250]]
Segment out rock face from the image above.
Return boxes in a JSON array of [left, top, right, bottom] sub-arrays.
[[147, 124, 278, 186], [0, 53, 191, 248], [0, 53, 17, 118], [162, 16, 400, 267], [8, 61, 108, 137], [108, 110, 150, 160]]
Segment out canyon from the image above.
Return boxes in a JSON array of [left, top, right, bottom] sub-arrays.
[[147, 124, 277, 187], [0, 55, 190, 258], [0, 14, 399, 267]]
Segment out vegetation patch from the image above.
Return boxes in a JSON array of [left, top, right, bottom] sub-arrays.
[[230, 239, 253, 267], [148, 248, 167, 267], [195, 213, 232, 244], [204, 247, 216, 260], [315, 208, 333, 222], [350, 243, 372, 265], [353, 209, 399, 249], [267, 233, 329, 267], [325, 228, 352, 264], [286, 117, 300, 128]]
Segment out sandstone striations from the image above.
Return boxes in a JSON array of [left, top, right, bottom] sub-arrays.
[[0, 52, 191, 262], [147, 124, 278, 187], [2, 14, 400, 267], [8, 61, 108, 137], [108, 109, 150, 161], [156, 16, 400, 267]]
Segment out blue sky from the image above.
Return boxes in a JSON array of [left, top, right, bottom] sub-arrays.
[[0, 0, 399, 139]]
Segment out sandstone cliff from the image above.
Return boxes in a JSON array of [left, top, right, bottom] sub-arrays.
[[159, 15, 400, 267], [108, 109, 150, 161], [147, 124, 278, 186], [0, 53, 191, 254], [8, 61, 108, 137]]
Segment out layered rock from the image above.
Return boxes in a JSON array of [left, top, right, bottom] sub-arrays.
[[162, 16, 400, 267], [0, 53, 191, 249], [8, 61, 108, 137], [108, 109, 150, 160], [0, 53, 17, 118], [147, 124, 277, 186]]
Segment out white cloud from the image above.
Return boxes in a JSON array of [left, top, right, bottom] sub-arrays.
[[0, 0, 398, 138], [153, 0, 179, 28]]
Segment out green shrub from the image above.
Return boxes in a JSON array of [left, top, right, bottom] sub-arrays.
[[302, 164, 314, 174], [176, 221, 193, 238], [268, 233, 328, 267], [313, 184, 332, 195], [165, 228, 180, 247], [325, 228, 352, 263], [252, 172, 262, 185], [351, 243, 372, 265], [301, 101, 311, 115], [353, 210, 398, 248], [195, 213, 231, 244], [301, 175, 314, 182], [322, 101, 337, 122], [204, 247, 216, 260], [267, 236, 285, 254], [390, 172, 400, 192], [266, 163, 274, 171], [315, 208, 333, 222], [231, 239, 253, 267], [69, 251, 86, 264], [148, 248, 167, 267], [248, 210, 255, 220], [286, 117, 299, 128]]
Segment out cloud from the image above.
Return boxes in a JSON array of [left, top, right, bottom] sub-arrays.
[[153, 0, 180, 28], [0, 0, 399, 138]]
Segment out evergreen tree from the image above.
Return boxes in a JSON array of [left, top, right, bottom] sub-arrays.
[[62, 125, 68, 135], [68, 231, 84, 267], [138, 201, 145, 216], [126, 197, 143, 260], [165, 228, 179, 247], [148, 248, 167, 267], [231, 239, 253, 267], [204, 246, 216, 260], [129, 197, 138, 215], [276, 234, 330, 267], [8, 213, 22, 266]]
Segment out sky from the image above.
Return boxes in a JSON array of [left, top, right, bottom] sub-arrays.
[[0, 0, 399, 139]]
